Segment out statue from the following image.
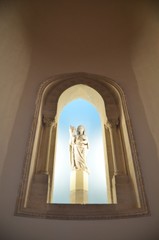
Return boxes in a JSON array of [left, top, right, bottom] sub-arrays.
[[69, 125, 89, 172]]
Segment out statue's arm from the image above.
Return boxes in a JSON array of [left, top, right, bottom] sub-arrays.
[[83, 136, 89, 149], [69, 126, 76, 146]]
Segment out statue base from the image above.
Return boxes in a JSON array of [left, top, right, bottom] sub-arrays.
[[70, 169, 88, 204]]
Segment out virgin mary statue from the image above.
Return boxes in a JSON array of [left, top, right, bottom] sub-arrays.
[[69, 125, 89, 172]]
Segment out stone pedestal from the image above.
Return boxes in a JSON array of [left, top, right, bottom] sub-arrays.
[[70, 170, 88, 204]]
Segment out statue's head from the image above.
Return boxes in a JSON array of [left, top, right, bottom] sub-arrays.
[[77, 125, 85, 135]]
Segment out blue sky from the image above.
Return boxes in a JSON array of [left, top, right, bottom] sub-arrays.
[[53, 98, 107, 204]]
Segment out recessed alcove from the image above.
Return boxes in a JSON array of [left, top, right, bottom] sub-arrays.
[[15, 72, 149, 219], [53, 97, 107, 204]]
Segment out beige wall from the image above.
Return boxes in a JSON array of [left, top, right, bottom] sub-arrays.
[[0, 1, 31, 178], [132, 3, 159, 158], [0, 1, 159, 240]]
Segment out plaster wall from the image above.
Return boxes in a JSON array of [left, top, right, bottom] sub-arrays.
[[0, 2, 31, 177], [132, 3, 159, 158], [0, 1, 159, 240]]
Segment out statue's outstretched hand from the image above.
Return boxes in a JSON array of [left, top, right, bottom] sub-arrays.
[[69, 126, 76, 136]]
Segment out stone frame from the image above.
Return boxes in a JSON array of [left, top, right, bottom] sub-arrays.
[[15, 72, 149, 219]]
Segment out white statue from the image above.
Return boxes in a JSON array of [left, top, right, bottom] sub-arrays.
[[69, 125, 89, 172]]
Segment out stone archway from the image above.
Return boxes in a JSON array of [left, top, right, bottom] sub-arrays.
[[16, 72, 149, 219]]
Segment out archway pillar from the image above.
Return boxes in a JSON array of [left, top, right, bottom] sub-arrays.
[[36, 116, 55, 174], [106, 118, 135, 207], [27, 116, 56, 207], [105, 118, 120, 204], [106, 119, 121, 176]]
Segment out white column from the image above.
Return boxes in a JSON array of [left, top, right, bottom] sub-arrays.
[[37, 116, 55, 174], [70, 169, 88, 204], [106, 119, 120, 175]]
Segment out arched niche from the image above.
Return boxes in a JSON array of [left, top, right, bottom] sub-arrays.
[[56, 84, 107, 122], [53, 86, 108, 204], [15, 72, 149, 219]]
